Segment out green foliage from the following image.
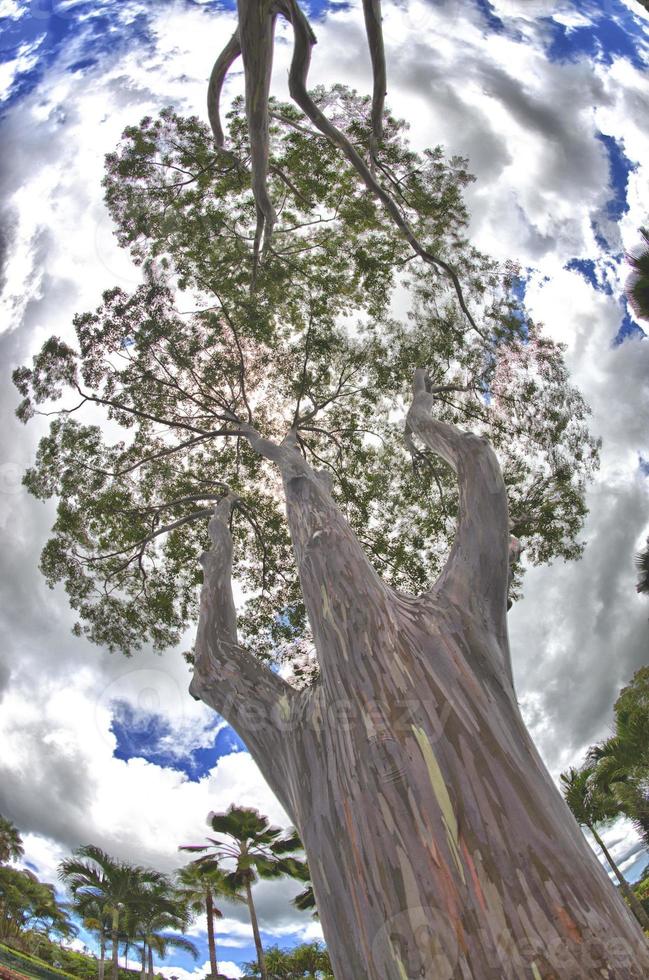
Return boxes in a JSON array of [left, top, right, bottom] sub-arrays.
[[635, 536, 649, 595], [180, 806, 305, 892], [625, 226, 649, 323], [240, 940, 333, 978], [0, 939, 146, 980], [58, 844, 187, 978], [15, 87, 599, 663], [559, 765, 619, 830], [588, 666, 649, 847], [634, 868, 649, 920], [0, 868, 74, 944], [0, 941, 77, 979], [0, 818, 24, 866]]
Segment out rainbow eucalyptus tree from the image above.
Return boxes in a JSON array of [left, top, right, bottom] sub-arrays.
[[14, 0, 649, 975]]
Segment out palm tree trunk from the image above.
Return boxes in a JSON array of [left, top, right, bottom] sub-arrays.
[[111, 908, 120, 980], [587, 822, 649, 930], [98, 934, 106, 980], [147, 943, 154, 980], [140, 942, 146, 978], [205, 887, 219, 978], [244, 878, 266, 980]]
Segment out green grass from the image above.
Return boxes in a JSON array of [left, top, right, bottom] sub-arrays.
[[0, 943, 76, 980]]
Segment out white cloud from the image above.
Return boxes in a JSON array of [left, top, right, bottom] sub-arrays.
[[1, 2, 649, 975], [0, 34, 44, 109], [0, 0, 28, 20], [157, 960, 243, 980]]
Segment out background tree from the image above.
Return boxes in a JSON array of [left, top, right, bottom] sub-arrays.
[[73, 892, 112, 980], [58, 845, 167, 980], [180, 807, 305, 980], [0, 866, 75, 944], [633, 865, 649, 920], [625, 226, 649, 323], [589, 666, 649, 847], [636, 537, 649, 595], [14, 94, 598, 660], [120, 877, 195, 980], [240, 940, 333, 979], [0, 816, 24, 866], [176, 858, 245, 980], [560, 765, 649, 929]]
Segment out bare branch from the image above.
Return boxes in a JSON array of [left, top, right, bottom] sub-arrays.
[[207, 30, 242, 146], [406, 369, 512, 672], [189, 494, 300, 819], [74, 384, 216, 436], [272, 0, 484, 338], [76, 509, 215, 568], [362, 0, 386, 162], [238, 0, 278, 274]]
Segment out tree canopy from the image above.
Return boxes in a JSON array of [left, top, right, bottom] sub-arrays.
[[14, 89, 599, 671], [589, 666, 649, 847], [0, 816, 24, 866]]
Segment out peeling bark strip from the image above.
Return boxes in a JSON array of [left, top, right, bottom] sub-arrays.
[[192, 380, 649, 979], [207, 0, 481, 333]]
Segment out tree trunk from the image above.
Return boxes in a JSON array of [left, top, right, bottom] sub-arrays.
[[191, 374, 649, 979], [110, 909, 119, 980], [140, 941, 146, 978], [98, 936, 106, 980], [205, 887, 219, 979], [147, 944, 154, 980], [588, 823, 649, 930], [244, 877, 267, 980]]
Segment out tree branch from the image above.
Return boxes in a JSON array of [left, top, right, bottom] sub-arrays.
[[74, 509, 215, 571], [406, 369, 512, 675], [274, 0, 484, 338], [189, 494, 300, 818], [238, 0, 278, 273], [207, 30, 242, 148], [362, 0, 386, 163]]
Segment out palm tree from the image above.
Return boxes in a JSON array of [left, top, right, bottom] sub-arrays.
[[0, 815, 24, 865], [625, 226, 649, 323], [636, 537, 649, 595], [241, 941, 333, 979], [589, 669, 649, 847], [591, 741, 649, 847], [125, 879, 197, 980], [288, 861, 318, 920], [561, 765, 649, 930], [176, 860, 245, 979], [180, 807, 306, 980], [73, 892, 112, 980], [58, 845, 168, 980]]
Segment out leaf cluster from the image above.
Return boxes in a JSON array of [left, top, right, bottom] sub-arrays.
[[14, 88, 599, 666]]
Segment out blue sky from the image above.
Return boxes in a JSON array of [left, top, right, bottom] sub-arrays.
[[1, 0, 649, 976]]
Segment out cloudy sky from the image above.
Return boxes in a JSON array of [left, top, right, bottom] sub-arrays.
[[0, 0, 648, 975]]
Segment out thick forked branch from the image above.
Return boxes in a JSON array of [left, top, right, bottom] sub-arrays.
[[190, 494, 299, 816], [238, 0, 278, 270], [209, 0, 478, 331], [207, 30, 242, 147], [362, 0, 386, 161], [227, 421, 392, 687], [406, 369, 511, 665]]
